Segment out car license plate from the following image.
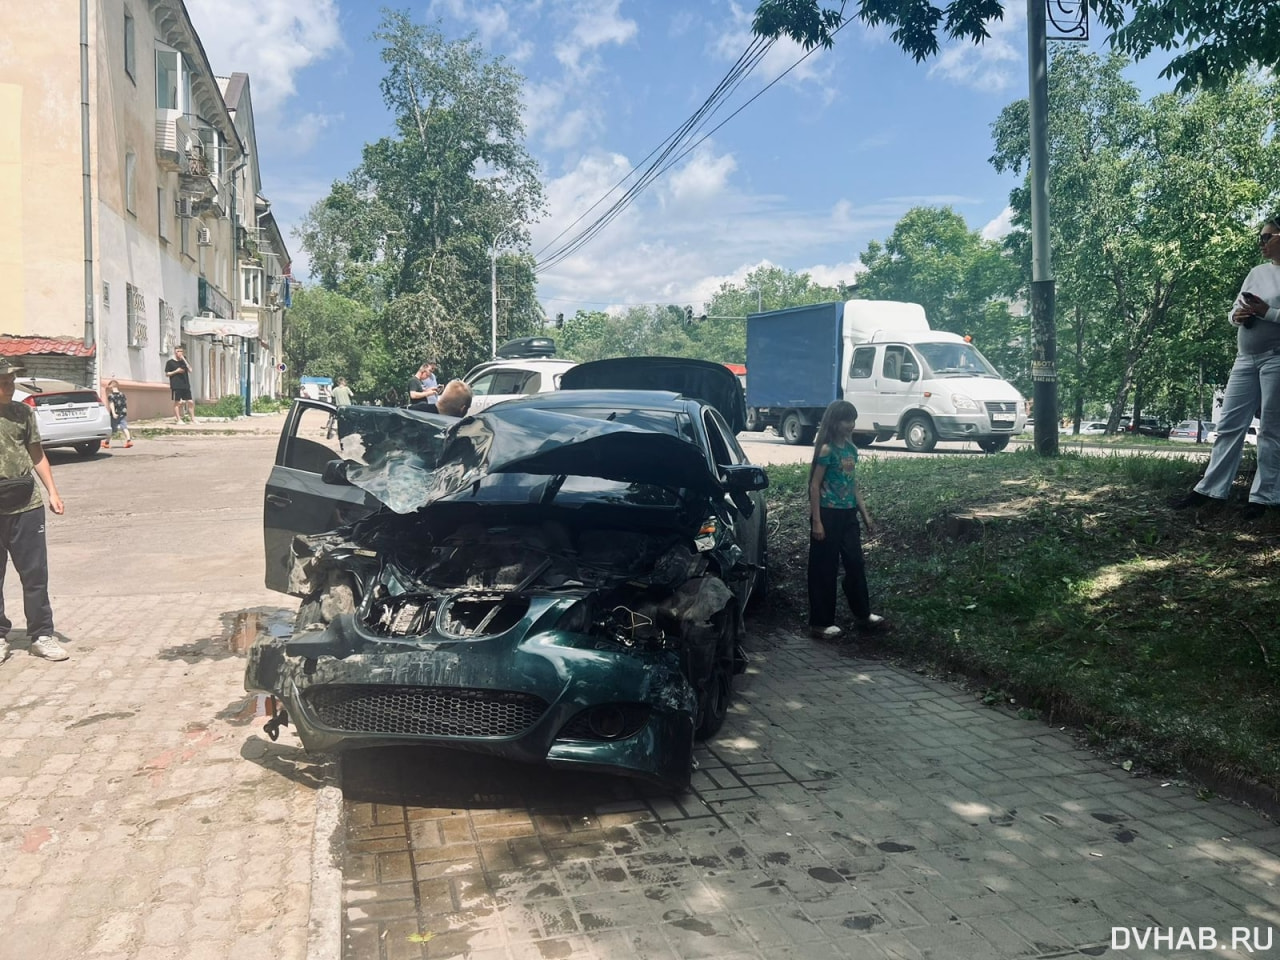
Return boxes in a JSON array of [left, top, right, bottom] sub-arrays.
[[991, 418, 1013, 428], [53, 409, 89, 421]]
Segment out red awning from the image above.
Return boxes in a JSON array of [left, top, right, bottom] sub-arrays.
[[0, 336, 96, 357]]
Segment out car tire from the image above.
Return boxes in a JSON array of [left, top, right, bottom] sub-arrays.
[[780, 412, 808, 446], [902, 415, 937, 452], [74, 440, 101, 457], [744, 407, 765, 432], [977, 436, 1010, 453], [695, 611, 736, 740]]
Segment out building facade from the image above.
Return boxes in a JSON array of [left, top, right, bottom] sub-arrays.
[[0, 0, 289, 417]]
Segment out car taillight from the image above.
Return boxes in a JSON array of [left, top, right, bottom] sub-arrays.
[[21, 396, 36, 407]]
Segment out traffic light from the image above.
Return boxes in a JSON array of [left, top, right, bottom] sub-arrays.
[[555, 313, 564, 329], [685, 306, 694, 325]]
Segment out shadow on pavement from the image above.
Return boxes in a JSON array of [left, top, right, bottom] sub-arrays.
[[240, 734, 334, 791], [341, 744, 659, 810]]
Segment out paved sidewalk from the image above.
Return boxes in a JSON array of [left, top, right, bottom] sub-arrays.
[[131, 409, 289, 436], [336, 627, 1280, 959], [0, 431, 330, 960]]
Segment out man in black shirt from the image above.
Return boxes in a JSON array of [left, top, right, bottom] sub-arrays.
[[165, 346, 195, 423], [406, 360, 440, 412]]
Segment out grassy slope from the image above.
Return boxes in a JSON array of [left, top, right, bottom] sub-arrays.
[[756, 448, 1280, 798]]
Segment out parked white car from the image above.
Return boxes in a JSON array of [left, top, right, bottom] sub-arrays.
[[462, 358, 577, 415], [13, 377, 111, 456]]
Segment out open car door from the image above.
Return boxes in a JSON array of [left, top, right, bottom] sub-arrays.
[[263, 400, 377, 594]]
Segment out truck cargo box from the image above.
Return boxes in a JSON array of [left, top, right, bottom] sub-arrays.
[[745, 302, 842, 409]]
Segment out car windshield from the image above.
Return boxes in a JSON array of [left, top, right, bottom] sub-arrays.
[[915, 342, 1001, 378]]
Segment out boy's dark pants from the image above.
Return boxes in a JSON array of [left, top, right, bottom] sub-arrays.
[[0, 506, 54, 639], [808, 506, 871, 626]]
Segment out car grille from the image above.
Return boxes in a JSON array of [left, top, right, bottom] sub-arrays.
[[304, 685, 548, 738], [985, 401, 1018, 418]]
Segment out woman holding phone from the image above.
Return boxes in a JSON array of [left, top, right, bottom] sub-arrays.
[[1172, 216, 1280, 518]]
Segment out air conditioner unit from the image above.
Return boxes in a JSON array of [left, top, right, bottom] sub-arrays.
[[175, 197, 194, 219], [196, 227, 212, 246]]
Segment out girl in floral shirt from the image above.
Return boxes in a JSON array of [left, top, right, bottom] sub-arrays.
[[808, 399, 886, 639]]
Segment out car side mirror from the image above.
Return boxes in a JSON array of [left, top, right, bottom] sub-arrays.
[[899, 366, 916, 382], [322, 459, 352, 486], [722, 463, 768, 492]]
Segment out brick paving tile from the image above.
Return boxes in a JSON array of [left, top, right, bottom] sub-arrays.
[[334, 626, 1280, 960]]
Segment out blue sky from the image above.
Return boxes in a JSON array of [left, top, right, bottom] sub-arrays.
[[186, 0, 1173, 319]]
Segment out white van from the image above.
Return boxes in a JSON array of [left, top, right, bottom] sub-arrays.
[[840, 301, 1026, 452]]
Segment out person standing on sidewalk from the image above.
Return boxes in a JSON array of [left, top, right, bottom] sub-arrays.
[[103, 379, 133, 449], [165, 346, 196, 423], [1172, 217, 1280, 519], [326, 377, 354, 439], [807, 399, 886, 640], [406, 361, 440, 411], [0, 360, 69, 663]]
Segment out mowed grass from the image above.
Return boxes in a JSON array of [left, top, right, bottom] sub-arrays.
[[758, 448, 1280, 799]]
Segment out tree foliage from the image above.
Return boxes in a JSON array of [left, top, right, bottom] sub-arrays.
[[295, 10, 545, 392], [990, 49, 1280, 426], [282, 287, 386, 399], [753, 0, 1280, 93]]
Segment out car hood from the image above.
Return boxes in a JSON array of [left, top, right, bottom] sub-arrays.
[[337, 403, 723, 514], [560, 357, 747, 434]]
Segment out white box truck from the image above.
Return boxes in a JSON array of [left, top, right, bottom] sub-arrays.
[[744, 299, 1026, 451]]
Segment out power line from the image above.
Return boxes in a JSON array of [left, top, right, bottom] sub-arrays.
[[534, 22, 848, 274]]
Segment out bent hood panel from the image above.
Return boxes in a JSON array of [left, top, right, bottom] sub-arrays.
[[338, 404, 721, 514], [560, 357, 747, 434]]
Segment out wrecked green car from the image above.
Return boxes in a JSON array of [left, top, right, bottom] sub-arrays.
[[249, 359, 768, 790]]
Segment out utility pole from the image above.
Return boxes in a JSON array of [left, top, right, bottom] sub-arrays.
[[1027, 0, 1057, 455], [490, 244, 498, 358]]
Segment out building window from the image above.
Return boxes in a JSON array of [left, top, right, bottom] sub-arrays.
[[157, 187, 168, 241], [124, 11, 135, 81], [242, 266, 262, 306], [102, 280, 111, 311], [155, 50, 179, 110], [126, 283, 148, 348], [124, 152, 137, 215], [159, 299, 175, 355], [180, 216, 190, 257]]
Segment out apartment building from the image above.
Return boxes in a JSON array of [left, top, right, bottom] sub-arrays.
[[0, 0, 289, 417]]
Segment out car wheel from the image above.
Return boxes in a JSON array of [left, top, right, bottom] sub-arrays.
[[780, 412, 808, 446], [977, 436, 1010, 453], [74, 440, 101, 457], [744, 407, 764, 432], [695, 612, 736, 740], [902, 415, 937, 453]]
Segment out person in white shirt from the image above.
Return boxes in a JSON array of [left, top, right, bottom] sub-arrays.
[[1173, 217, 1280, 518]]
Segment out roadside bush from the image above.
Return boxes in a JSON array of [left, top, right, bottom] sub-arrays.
[[194, 395, 246, 419]]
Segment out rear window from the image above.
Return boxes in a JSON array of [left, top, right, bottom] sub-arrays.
[[28, 391, 101, 407]]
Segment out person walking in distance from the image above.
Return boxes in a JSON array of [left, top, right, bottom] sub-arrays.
[[326, 377, 354, 439], [0, 360, 69, 663], [808, 399, 886, 640], [1172, 215, 1280, 519], [165, 346, 195, 423], [103, 379, 133, 449]]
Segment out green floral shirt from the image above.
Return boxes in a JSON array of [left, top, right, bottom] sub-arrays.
[[817, 439, 859, 509], [0, 401, 41, 514]]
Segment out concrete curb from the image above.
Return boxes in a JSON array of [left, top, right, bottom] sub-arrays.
[[308, 765, 345, 960]]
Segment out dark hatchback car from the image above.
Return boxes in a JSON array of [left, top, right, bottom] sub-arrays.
[[249, 359, 768, 790]]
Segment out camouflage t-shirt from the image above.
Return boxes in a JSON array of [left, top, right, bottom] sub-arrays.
[[0, 401, 42, 514]]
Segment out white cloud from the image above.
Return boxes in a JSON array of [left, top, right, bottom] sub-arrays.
[[927, 7, 1025, 93], [713, 1, 836, 93], [185, 0, 343, 116], [664, 145, 737, 205], [281, 112, 345, 155], [981, 206, 1016, 240], [555, 0, 638, 76]]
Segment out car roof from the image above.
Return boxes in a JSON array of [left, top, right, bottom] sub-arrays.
[[463, 358, 576, 379]]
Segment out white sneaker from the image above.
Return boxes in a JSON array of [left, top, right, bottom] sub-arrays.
[[29, 636, 69, 661], [0, 638, 9, 663], [810, 625, 842, 639]]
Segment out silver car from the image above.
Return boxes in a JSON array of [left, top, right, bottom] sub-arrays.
[[13, 378, 111, 456]]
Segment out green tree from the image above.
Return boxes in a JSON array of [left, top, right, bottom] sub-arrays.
[[753, 0, 1280, 93], [282, 287, 384, 399], [701, 264, 843, 363], [990, 49, 1279, 429], [297, 10, 545, 393]]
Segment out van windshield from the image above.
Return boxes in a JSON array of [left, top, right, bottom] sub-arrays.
[[916, 342, 1001, 378]]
